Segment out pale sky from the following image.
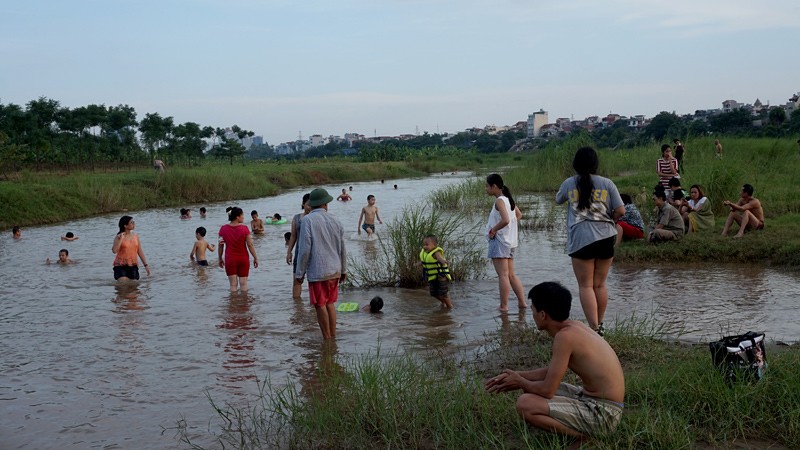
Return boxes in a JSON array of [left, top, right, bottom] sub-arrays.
[[2, 0, 798, 144]]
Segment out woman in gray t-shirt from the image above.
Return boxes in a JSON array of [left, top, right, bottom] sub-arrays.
[[555, 147, 624, 335]]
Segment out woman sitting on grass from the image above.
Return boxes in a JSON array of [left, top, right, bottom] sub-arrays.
[[681, 184, 714, 233]]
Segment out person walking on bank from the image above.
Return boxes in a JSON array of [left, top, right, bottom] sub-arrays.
[[556, 147, 624, 336], [295, 188, 347, 340]]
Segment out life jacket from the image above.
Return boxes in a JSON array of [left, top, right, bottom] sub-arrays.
[[419, 246, 452, 281]]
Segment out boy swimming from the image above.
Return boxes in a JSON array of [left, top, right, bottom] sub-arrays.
[[61, 232, 79, 241], [46, 249, 75, 265], [361, 296, 384, 313], [190, 226, 216, 266]]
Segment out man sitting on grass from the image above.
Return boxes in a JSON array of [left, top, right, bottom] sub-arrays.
[[721, 183, 764, 238], [485, 282, 625, 439]]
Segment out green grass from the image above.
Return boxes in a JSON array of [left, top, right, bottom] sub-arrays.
[[0, 156, 490, 230], [182, 320, 800, 449]]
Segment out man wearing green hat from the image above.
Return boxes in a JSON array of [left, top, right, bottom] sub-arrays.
[[295, 188, 347, 340]]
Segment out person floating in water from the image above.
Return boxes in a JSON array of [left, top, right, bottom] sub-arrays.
[[12, 226, 22, 239], [361, 296, 384, 313], [46, 249, 75, 265], [190, 226, 216, 266], [199, 207, 207, 219], [61, 232, 79, 241]]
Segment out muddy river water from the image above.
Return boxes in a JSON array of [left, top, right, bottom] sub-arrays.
[[1, 173, 798, 448]]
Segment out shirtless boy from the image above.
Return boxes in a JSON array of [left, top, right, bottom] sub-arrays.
[[486, 282, 625, 439], [357, 195, 382, 237], [721, 183, 764, 238], [250, 210, 265, 235], [190, 226, 216, 266]]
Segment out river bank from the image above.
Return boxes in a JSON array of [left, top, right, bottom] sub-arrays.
[[185, 320, 800, 449], [0, 155, 490, 230]]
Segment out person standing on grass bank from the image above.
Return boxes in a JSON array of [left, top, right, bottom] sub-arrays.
[[295, 188, 347, 340], [721, 183, 764, 238], [485, 282, 625, 439], [673, 139, 685, 172], [656, 144, 679, 189], [485, 173, 527, 312], [715, 139, 723, 159], [112, 216, 151, 281], [286, 193, 312, 299], [218, 207, 258, 292], [556, 147, 624, 336], [153, 159, 166, 173]]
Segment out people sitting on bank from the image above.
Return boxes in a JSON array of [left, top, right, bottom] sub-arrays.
[[615, 194, 645, 246], [667, 177, 688, 209], [485, 282, 625, 439], [721, 183, 764, 238], [681, 184, 714, 233], [649, 188, 684, 243]]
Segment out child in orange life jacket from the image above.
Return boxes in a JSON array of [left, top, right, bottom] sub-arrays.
[[419, 235, 453, 308]]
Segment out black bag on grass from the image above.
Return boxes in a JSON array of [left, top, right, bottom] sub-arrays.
[[709, 331, 767, 384]]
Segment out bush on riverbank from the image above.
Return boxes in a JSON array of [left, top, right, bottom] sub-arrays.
[[347, 204, 486, 288], [186, 320, 800, 449]]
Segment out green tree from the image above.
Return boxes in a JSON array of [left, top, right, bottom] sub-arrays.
[[139, 113, 174, 161], [211, 138, 247, 165], [645, 111, 680, 141], [769, 107, 787, 127]]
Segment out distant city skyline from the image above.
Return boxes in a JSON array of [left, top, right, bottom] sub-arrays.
[[2, 1, 798, 145]]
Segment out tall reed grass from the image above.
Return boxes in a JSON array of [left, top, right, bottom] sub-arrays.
[[347, 204, 485, 288]]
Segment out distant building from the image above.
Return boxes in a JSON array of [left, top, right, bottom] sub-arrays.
[[241, 135, 263, 149], [527, 109, 548, 138], [722, 99, 741, 113], [309, 134, 327, 147]]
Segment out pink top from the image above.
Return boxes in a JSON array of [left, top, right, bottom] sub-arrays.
[[219, 224, 251, 261]]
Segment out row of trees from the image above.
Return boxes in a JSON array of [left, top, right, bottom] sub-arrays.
[[0, 97, 258, 174]]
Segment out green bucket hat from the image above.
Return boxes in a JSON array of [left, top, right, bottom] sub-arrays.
[[307, 188, 334, 207]]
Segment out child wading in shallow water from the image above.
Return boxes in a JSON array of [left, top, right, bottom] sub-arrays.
[[190, 226, 216, 266], [419, 235, 453, 308]]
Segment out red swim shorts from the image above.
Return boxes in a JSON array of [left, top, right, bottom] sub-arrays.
[[617, 221, 644, 240], [225, 258, 250, 277], [308, 278, 340, 307]]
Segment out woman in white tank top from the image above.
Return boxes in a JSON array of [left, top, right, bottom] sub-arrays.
[[485, 174, 527, 312]]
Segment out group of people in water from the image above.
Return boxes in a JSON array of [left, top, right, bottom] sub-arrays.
[[13, 142, 769, 441]]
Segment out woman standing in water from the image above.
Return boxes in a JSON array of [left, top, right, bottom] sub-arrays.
[[485, 173, 526, 311], [112, 216, 151, 281], [218, 207, 258, 292], [556, 147, 624, 335]]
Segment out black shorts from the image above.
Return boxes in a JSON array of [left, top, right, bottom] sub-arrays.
[[113, 265, 140, 280], [569, 236, 615, 260], [428, 278, 450, 297], [196, 260, 209, 266]]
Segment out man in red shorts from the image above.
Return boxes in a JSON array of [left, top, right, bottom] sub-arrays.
[[295, 188, 347, 339]]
